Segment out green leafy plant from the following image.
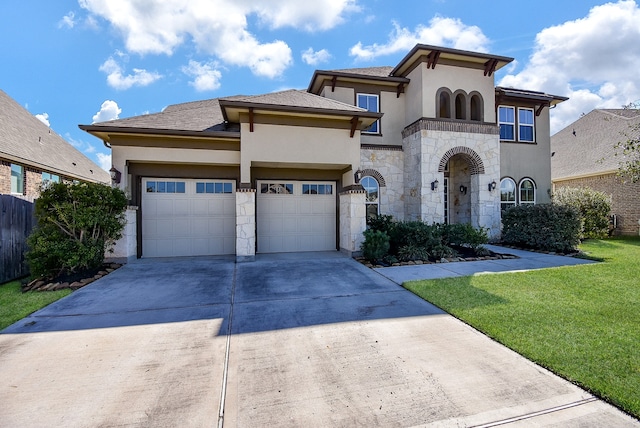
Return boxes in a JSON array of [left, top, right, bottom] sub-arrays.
[[397, 244, 429, 262], [26, 182, 128, 279], [501, 204, 581, 253], [444, 223, 488, 254], [361, 229, 390, 263], [552, 187, 612, 239]]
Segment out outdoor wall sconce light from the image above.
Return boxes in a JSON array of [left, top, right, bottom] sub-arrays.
[[354, 169, 363, 184], [431, 179, 439, 191], [459, 185, 467, 195], [109, 166, 121, 184], [488, 180, 497, 191]]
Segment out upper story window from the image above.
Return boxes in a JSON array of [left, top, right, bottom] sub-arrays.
[[498, 106, 515, 141], [518, 108, 535, 142], [357, 94, 379, 134], [499, 105, 536, 143], [455, 93, 466, 120], [470, 94, 482, 121], [437, 89, 452, 119], [437, 89, 483, 121], [11, 164, 24, 194]]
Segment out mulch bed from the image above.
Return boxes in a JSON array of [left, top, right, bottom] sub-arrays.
[[357, 246, 519, 269], [22, 263, 122, 292]]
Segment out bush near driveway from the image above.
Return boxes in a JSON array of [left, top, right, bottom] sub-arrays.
[[26, 182, 127, 280], [404, 237, 640, 419]]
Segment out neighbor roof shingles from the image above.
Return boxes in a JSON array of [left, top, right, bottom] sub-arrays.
[[551, 109, 640, 180], [0, 89, 109, 183]]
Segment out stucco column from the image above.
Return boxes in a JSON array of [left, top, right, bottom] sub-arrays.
[[339, 188, 366, 256], [473, 175, 501, 241], [105, 205, 138, 264], [236, 188, 256, 262]]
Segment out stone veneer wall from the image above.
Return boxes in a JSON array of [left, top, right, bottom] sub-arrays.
[[402, 119, 502, 239], [236, 188, 256, 262], [339, 189, 366, 256], [360, 146, 405, 221], [555, 173, 640, 236], [105, 206, 138, 263]]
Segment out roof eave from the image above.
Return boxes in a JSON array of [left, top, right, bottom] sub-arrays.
[[307, 70, 410, 93], [79, 124, 241, 142]]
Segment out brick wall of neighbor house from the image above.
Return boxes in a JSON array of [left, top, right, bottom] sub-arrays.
[[25, 167, 42, 197], [555, 173, 640, 235], [0, 160, 11, 194]]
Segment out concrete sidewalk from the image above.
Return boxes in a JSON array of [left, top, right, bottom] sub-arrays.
[[375, 244, 597, 284]]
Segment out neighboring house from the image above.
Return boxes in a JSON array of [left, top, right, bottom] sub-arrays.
[[80, 44, 566, 262], [0, 89, 110, 198], [551, 109, 640, 235]]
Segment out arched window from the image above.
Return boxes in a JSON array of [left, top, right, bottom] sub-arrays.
[[519, 178, 536, 204], [438, 91, 451, 118], [455, 93, 466, 119], [361, 176, 379, 218], [470, 94, 482, 121], [500, 178, 516, 212]]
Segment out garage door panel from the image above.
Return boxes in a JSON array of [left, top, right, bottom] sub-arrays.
[[142, 178, 236, 257], [257, 180, 336, 253]]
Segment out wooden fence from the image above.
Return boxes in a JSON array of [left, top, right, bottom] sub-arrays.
[[0, 195, 35, 283]]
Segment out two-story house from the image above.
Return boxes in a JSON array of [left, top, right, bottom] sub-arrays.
[[80, 44, 567, 262]]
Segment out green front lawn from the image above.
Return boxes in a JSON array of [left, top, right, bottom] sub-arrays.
[[404, 237, 640, 419], [0, 281, 72, 331]]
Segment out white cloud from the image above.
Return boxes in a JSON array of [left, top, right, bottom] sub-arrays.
[[96, 152, 112, 171], [58, 11, 76, 29], [302, 48, 331, 66], [182, 60, 222, 91], [92, 100, 122, 123], [350, 17, 490, 61], [498, 0, 640, 133], [79, 0, 356, 78], [35, 113, 50, 127], [99, 55, 162, 90]]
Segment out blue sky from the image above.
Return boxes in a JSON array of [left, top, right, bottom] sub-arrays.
[[2, 0, 640, 171]]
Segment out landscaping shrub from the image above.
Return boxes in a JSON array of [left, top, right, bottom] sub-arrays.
[[361, 229, 390, 263], [552, 187, 611, 239], [501, 204, 581, 253], [397, 244, 430, 262], [27, 182, 128, 279], [444, 223, 488, 252]]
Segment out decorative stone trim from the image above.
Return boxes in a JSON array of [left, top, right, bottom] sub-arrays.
[[236, 188, 256, 193], [402, 117, 499, 139], [360, 144, 403, 152], [438, 146, 485, 175], [340, 189, 366, 195], [358, 168, 386, 187]]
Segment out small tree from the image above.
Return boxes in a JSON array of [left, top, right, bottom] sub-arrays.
[[553, 187, 611, 239], [27, 181, 128, 279], [613, 107, 640, 182]]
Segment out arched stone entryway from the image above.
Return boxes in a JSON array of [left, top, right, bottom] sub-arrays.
[[438, 146, 485, 226]]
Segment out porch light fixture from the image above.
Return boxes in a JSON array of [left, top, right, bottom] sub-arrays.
[[459, 185, 467, 195], [109, 166, 121, 184], [354, 169, 363, 184], [488, 180, 497, 191], [431, 179, 439, 191]]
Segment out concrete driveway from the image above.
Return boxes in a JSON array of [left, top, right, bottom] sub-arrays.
[[1, 253, 637, 427]]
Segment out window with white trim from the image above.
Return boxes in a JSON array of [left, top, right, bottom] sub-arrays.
[[361, 176, 379, 218], [260, 183, 293, 194], [518, 108, 535, 142], [146, 181, 186, 193], [196, 182, 233, 194], [519, 178, 536, 204], [357, 94, 379, 134], [498, 106, 515, 141], [500, 178, 516, 211], [10, 164, 24, 194]]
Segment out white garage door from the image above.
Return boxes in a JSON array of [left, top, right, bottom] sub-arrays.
[[142, 178, 236, 257], [257, 181, 336, 253]]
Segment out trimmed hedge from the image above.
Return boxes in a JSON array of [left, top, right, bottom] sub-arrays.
[[501, 204, 581, 253]]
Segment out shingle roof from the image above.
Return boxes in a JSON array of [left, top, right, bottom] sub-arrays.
[[0, 89, 109, 183], [90, 96, 242, 133], [328, 67, 394, 78], [222, 89, 368, 113], [551, 109, 640, 180]]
